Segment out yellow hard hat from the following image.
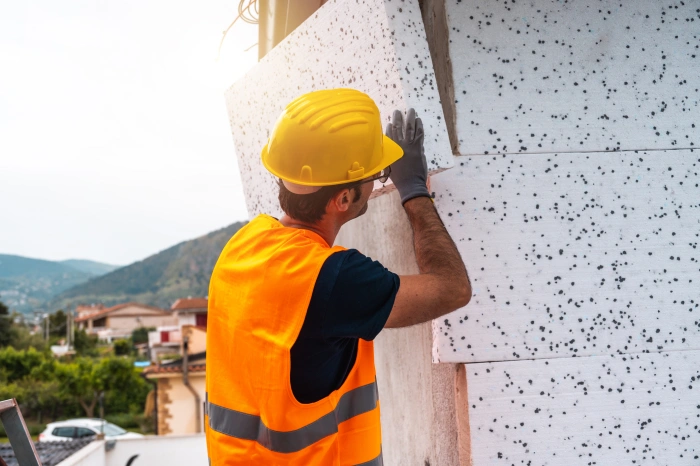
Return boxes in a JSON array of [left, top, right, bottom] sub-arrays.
[[261, 88, 403, 194]]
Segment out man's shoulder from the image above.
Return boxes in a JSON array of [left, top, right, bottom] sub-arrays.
[[321, 249, 396, 286]]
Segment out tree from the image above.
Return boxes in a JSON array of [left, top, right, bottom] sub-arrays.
[[0, 301, 11, 347], [57, 357, 102, 418], [0, 346, 45, 382], [6, 324, 46, 351], [57, 356, 149, 418], [0, 348, 66, 421], [113, 339, 131, 356], [48, 310, 67, 338], [73, 329, 98, 356], [131, 327, 155, 346]]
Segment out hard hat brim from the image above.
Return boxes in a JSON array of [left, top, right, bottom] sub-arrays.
[[262, 134, 405, 189]]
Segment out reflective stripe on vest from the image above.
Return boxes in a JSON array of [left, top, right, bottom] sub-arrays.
[[207, 380, 378, 454]]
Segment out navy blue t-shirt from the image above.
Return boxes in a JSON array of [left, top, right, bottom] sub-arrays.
[[290, 249, 399, 404]]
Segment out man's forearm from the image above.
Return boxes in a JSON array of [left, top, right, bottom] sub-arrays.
[[404, 196, 471, 303]]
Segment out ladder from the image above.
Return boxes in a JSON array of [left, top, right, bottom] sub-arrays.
[[0, 399, 41, 466]]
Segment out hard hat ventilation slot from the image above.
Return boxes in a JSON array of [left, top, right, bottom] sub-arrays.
[[296, 99, 369, 122], [330, 118, 369, 133], [309, 107, 374, 130]]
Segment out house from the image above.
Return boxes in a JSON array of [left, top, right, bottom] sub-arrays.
[[148, 297, 208, 362], [75, 303, 104, 319], [171, 297, 208, 328], [74, 302, 176, 343], [142, 351, 206, 436], [143, 297, 208, 434]]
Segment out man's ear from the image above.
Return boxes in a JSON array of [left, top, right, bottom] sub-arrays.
[[330, 189, 352, 213]]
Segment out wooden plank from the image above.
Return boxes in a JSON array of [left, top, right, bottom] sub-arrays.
[[224, 0, 453, 218], [419, 0, 458, 154], [431, 149, 700, 363], [464, 350, 700, 465], [445, 0, 699, 155]]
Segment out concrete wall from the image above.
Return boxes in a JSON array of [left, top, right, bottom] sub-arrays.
[[224, 0, 699, 464], [56, 441, 105, 466], [57, 435, 208, 466], [104, 434, 207, 466]]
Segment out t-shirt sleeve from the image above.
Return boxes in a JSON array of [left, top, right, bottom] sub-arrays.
[[319, 249, 400, 341]]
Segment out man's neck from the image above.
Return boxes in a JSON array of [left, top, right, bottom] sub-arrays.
[[279, 215, 340, 247]]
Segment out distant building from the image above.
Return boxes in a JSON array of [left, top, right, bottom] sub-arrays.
[[148, 297, 208, 362], [143, 350, 206, 435], [74, 302, 176, 343], [50, 339, 75, 358], [144, 297, 208, 435], [75, 303, 104, 319], [171, 297, 208, 328]]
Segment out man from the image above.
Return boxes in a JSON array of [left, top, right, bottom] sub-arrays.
[[206, 88, 471, 465]]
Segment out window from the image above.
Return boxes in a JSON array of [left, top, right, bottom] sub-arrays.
[[76, 427, 95, 438], [52, 427, 76, 438], [196, 313, 208, 328], [101, 422, 127, 436], [161, 331, 170, 343]]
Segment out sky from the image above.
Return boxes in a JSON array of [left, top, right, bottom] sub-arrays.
[[0, 0, 258, 266]]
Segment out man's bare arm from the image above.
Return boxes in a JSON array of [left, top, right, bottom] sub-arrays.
[[382, 108, 471, 328], [384, 196, 471, 328]]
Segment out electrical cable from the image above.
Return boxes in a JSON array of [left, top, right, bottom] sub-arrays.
[[217, 0, 259, 61]]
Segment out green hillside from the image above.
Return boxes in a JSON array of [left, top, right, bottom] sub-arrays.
[[49, 222, 246, 311], [60, 259, 120, 276], [0, 254, 96, 313]]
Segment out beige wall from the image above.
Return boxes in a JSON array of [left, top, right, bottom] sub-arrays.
[[107, 315, 176, 331], [156, 374, 205, 436], [181, 326, 207, 355]]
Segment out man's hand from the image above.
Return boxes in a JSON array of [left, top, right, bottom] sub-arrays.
[[382, 110, 472, 329], [385, 109, 431, 204]]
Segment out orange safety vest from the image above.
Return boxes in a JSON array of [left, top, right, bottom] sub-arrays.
[[205, 214, 383, 465]]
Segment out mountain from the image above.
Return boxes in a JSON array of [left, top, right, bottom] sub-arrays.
[[59, 259, 120, 276], [0, 255, 116, 313], [48, 222, 246, 312]]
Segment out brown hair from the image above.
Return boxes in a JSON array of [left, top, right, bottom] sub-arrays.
[[277, 179, 362, 224]]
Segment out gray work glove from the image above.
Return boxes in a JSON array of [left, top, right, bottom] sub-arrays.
[[385, 108, 430, 205]]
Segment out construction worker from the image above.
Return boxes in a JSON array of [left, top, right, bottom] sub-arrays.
[[205, 88, 471, 465]]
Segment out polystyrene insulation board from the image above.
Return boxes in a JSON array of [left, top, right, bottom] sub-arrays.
[[465, 350, 700, 465], [224, 0, 453, 219], [446, 0, 699, 155], [430, 149, 700, 363]]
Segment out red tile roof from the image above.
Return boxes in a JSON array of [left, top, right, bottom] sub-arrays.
[[171, 297, 208, 311], [76, 304, 104, 312], [74, 302, 168, 323], [142, 363, 206, 375]]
